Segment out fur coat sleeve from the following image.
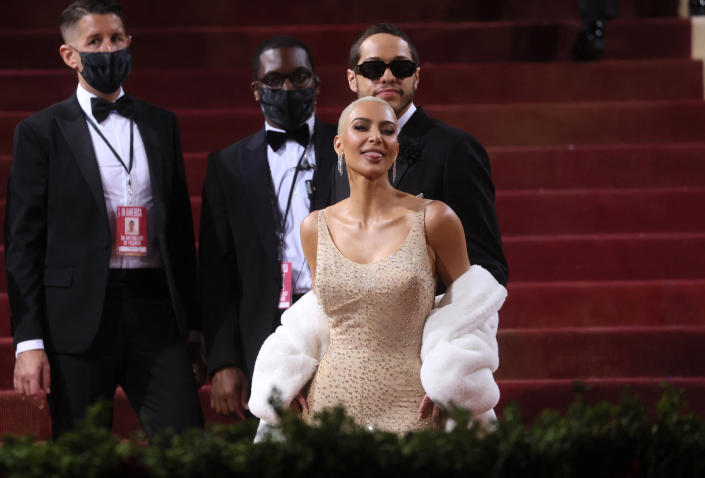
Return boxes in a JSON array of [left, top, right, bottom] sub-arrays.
[[248, 291, 329, 424], [420, 265, 507, 428]]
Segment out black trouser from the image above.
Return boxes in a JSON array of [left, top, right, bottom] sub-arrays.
[[47, 269, 203, 439], [580, 0, 619, 22]]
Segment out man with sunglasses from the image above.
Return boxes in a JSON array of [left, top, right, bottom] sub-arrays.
[[6, 0, 203, 438], [199, 36, 336, 420], [333, 23, 508, 287]]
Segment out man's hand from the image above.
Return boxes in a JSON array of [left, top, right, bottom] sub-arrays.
[[187, 337, 208, 388], [14, 349, 50, 409], [210, 367, 249, 420]]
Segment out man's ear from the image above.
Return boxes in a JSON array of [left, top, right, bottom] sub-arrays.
[[251, 81, 260, 102], [59, 44, 80, 71], [347, 69, 358, 93], [314, 74, 321, 96], [413, 66, 420, 91]]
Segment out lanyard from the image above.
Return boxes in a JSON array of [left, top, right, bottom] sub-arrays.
[[269, 136, 314, 261], [84, 113, 135, 203]]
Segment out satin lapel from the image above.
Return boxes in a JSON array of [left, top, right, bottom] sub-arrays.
[[55, 96, 110, 230], [242, 131, 279, 262], [394, 107, 432, 187], [392, 149, 411, 187], [133, 103, 167, 232], [311, 119, 335, 210]]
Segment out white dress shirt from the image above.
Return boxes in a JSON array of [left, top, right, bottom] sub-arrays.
[[265, 115, 316, 295], [16, 84, 161, 356], [397, 102, 417, 131]]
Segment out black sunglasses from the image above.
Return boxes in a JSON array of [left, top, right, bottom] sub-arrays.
[[354, 59, 417, 79]]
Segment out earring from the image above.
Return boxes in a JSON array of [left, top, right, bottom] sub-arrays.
[[392, 161, 397, 183], [337, 154, 344, 176]]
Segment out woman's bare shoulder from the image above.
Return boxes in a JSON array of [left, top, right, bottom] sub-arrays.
[[424, 200, 464, 240], [301, 210, 320, 245]]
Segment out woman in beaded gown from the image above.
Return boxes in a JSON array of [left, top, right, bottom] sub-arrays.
[[293, 96, 473, 433]]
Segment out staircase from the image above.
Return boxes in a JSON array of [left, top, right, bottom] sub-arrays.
[[1, 0, 704, 438]]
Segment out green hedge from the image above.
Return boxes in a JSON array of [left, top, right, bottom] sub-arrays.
[[1, 385, 703, 477]]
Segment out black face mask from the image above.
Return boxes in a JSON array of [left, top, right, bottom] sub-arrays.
[[258, 86, 316, 131], [76, 48, 132, 94]]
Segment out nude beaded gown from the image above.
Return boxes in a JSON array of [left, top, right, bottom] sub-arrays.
[[302, 204, 436, 432]]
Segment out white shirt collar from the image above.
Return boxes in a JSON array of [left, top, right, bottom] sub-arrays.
[[264, 114, 315, 136], [76, 83, 125, 122], [397, 102, 417, 131]]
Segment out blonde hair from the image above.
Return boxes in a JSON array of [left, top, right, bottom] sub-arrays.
[[337, 96, 397, 137]]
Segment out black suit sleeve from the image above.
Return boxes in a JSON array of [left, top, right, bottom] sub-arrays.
[[165, 114, 200, 331], [4, 120, 49, 344], [199, 153, 244, 375], [443, 137, 509, 286]]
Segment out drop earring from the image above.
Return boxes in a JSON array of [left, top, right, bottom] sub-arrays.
[[392, 161, 397, 183], [337, 154, 344, 176]]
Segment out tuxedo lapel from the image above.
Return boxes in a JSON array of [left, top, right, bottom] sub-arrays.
[[133, 105, 167, 232], [55, 96, 110, 231], [392, 147, 411, 187], [311, 119, 335, 211], [394, 107, 432, 187], [242, 130, 279, 262]]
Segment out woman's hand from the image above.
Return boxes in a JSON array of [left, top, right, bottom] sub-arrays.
[[290, 393, 310, 414], [417, 394, 441, 422]]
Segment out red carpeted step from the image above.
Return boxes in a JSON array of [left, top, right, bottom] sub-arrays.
[[7, 143, 705, 209], [502, 280, 705, 329], [5, 146, 705, 198], [496, 187, 705, 235], [3, 280, 703, 337], [0, 0, 680, 29], [0, 19, 691, 69], [505, 233, 705, 281], [4, 101, 704, 153], [4, 378, 704, 439], [0, 389, 51, 440], [496, 377, 705, 419], [2, 378, 702, 439], [2, 59, 702, 111], [150, 101, 705, 150], [0, 294, 8, 337], [184, 153, 208, 196], [0, 385, 238, 439], [1, 337, 13, 388], [490, 143, 705, 190], [4, 327, 705, 388], [0, 233, 702, 294], [186, 144, 705, 197], [495, 326, 705, 380], [418, 101, 705, 148]]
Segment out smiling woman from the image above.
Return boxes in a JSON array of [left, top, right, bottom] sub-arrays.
[[248, 97, 507, 437]]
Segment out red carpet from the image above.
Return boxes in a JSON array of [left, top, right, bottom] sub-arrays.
[[1, 0, 704, 439], [0, 19, 692, 68], [0, 0, 681, 28], [1, 59, 702, 110]]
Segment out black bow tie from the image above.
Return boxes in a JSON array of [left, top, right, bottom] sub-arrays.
[[91, 94, 136, 123], [266, 124, 310, 151]]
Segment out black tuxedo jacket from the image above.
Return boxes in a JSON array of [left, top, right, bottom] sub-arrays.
[[332, 106, 508, 286], [4, 94, 199, 353], [199, 119, 336, 380]]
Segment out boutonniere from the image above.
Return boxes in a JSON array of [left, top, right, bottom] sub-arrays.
[[397, 137, 424, 165]]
